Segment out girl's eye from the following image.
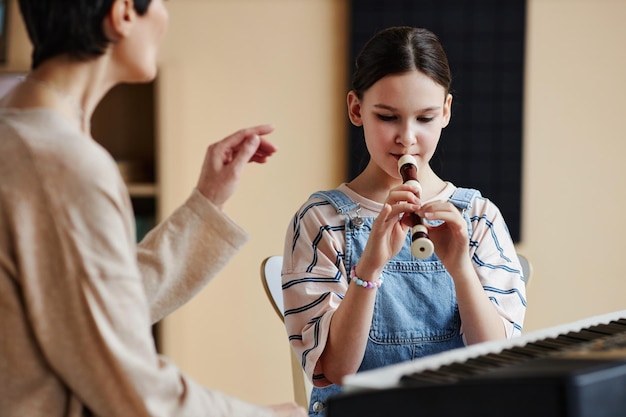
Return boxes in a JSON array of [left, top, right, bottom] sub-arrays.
[[418, 117, 434, 123], [377, 114, 396, 122]]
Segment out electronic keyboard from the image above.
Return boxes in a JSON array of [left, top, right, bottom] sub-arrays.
[[327, 309, 626, 417]]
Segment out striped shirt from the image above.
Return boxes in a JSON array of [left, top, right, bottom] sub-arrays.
[[282, 182, 527, 386]]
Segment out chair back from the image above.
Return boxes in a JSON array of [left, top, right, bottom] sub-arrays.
[[260, 255, 312, 408], [517, 253, 533, 285], [261, 255, 286, 320]]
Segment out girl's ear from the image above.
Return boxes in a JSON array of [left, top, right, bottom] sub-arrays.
[[347, 90, 363, 127], [442, 93, 453, 128], [103, 0, 137, 41]]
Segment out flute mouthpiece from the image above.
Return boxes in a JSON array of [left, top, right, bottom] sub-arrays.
[[397, 154, 417, 170]]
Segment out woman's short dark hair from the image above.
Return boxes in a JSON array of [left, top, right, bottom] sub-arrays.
[[18, 0, 153, 69], [351, 26, 452, 98]]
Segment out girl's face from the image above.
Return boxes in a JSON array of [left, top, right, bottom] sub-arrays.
[[348, 70, 452, 182]]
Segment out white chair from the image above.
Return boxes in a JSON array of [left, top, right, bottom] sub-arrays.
[[260, 255, 312, 409], [517, 253, 533, 286]]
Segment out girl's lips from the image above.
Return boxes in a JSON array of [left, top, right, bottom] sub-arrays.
[[392, 153, 416, 160]]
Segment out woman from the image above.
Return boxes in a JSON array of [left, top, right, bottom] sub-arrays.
[[0, 1, 305, 416]]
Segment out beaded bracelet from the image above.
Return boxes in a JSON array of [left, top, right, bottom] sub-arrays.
[[350, 265, 383, 289]]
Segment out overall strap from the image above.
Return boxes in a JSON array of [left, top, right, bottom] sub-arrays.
[[447, 187, 481, 237], [310, 190, 360, 214], [448, 187, 481, 210]]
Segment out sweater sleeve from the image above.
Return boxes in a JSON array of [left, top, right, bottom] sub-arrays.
[[137, 188, 248, 323], [8, 121, 271, 416]]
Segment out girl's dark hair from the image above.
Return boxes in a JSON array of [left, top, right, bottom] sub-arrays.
[[351, 26, 451, 98], [18, 0, 152, 69]]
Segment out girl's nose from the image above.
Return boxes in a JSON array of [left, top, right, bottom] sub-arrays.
[[396, 124, 417, 147]]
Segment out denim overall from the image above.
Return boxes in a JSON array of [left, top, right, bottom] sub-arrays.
[[307, 187, 479, 416]]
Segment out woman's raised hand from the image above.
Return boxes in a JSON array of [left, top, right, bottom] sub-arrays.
[[196, 124, 276, 209]]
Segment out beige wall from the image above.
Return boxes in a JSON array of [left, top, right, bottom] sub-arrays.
[[4, 0, 626, 408], [520, 0, 626, 329]]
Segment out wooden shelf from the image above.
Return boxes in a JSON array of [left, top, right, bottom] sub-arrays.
[[127, 183, 158, 198]]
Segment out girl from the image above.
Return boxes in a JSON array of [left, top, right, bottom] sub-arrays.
[[0, 1, 305, 416], [282, 26, 526, 416]]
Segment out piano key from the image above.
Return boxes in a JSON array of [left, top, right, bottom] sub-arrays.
[[590, 323, 626, 334], [438, 362, 482, 377], [532, 337, 574, 349], [400, 368, 458, 386], [523, 341, 561, 353], [552, 335, 587, 346], [576, 329, 613, 340], [555, 335, 588, 344], [603, 321, 626, 329], [482, 351, 525, 365], [465, 355, 513, 368], [507, 345, 548, 357], [560, 330, 600, 342], [462, 357, 502, 371]]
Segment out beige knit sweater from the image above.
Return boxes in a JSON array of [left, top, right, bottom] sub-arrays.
[[0, 108, 273, 417]]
